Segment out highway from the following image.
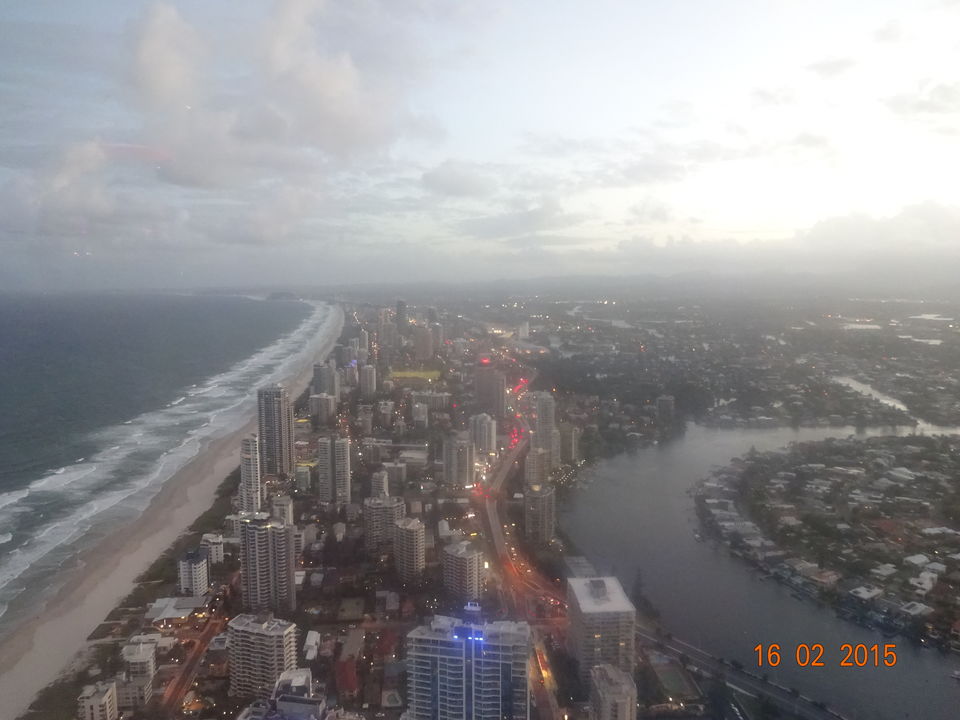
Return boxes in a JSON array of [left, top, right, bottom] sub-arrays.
[[637, 629, 852, 720], [473, 369, 565, 719], [159, 615, 225, 714]]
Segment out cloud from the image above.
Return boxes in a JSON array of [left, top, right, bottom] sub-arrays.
[[422, 160, 497, 197], [886, 82, 960, 114], [873, 21, 902, 43], [119, 0, 462, 189], [751, 87, 794, 106], [461, 197, 585, 238], [0, 140, 184, 250], [133, 3, 202, 112], [806, 57, 856, 78], [628, 199, 672, 224], [798, 202, 960, 253], [501, 234, 586, 249]]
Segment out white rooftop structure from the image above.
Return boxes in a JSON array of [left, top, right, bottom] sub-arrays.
[[567, 576, 635, 614], [271, 668, 313, 699], [900, 601, 934, 616], [144, 596, 208, 624], [849, 585, 883, 601], [870, 563, 897, 579]]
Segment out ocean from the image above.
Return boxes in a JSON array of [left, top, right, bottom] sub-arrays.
[[0, 293, 339, 639]]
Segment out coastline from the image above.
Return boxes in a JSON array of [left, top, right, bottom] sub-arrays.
[[0, 303, 342, 718]]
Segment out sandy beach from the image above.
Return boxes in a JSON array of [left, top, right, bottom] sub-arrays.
[[0, 305, 342, 717]]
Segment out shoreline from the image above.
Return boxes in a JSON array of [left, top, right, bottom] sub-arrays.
[[0, 304, 342, 718]]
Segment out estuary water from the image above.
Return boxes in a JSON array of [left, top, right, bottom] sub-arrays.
[[561, 422, 960, 720]]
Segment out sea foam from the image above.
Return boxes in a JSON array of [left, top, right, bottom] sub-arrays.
[[0, 302, 342, 612]]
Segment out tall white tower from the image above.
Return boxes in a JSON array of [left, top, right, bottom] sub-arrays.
[[239, 513, 296, 612], [239, 434, 262, 513], [227, 614, 297, 698], [394, 517, 426, 584], [257, 384, 295, 477], [334, 437, 351, 504]]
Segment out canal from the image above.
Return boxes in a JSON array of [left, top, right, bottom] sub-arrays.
[[560, 423, 960, 720]]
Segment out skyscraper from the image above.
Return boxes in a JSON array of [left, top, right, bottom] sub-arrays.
[[560, 423, 581, 464], [469, 413, 497, 457], [370, 469, 389, 497], [430, 321, 444, 351], [550, 426, 562, 469], [360, 364, 377, 400], [334, 437, 351, 504], [532, 391, 556, 465], [316, 436, 351, 504], [271, 495, 294, 526], [523, 483, 556, 545], [239, 513, 296, 612], [413, 325, 434, 361], [312, 363, 326, 394], [309, 392, 336, 425], [567, 577, 636, 685], [589, 664, 637, 720], [257, 384, 295, 477], [227, 614, 297, 698], [475, 366, 506, 418], [362, 495, 405, 553], [396, 299, 408, 332], [394, 517, 425, 584], [442, 540, 483, 601], [314, 361, 340, 401], [316, 436, 333, 503], [524, 446, 550, 486], [656, 394, 676, 426], [443, 431, 475, 488], [177, 548, 209, 597], [239, 434, 262, 513], [406, 615, 530, 720]]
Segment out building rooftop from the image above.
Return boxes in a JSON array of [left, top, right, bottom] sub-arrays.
[[407, 615, 530, 643], [272, 668, 313, 698], [396, 516, 423, 531], [180, 548, 206, 564], [78, 681, 115, 701], [591, 663, 635, 691], [363, 495, 404, 509], [525, 482, 554, 497], [568, 576, 636, 615], [145, 596, 208, 622], [342, 628, 365, 658], [228, 613, 296, 636], [121, 642, 155, 663], [443, 540, 481, 559]]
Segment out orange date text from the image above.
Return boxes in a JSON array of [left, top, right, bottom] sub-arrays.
[[753, 643, 898, 668]]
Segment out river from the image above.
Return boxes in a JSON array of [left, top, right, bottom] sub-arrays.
[[560, 422, 960, 720]]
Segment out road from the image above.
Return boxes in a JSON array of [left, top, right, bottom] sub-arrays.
[[473, 369, 565, 720], [159, 616, 225, 715], [637, 629, 852, 720]]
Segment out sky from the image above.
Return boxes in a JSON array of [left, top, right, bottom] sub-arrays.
[[2, 0, 960, 291]]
